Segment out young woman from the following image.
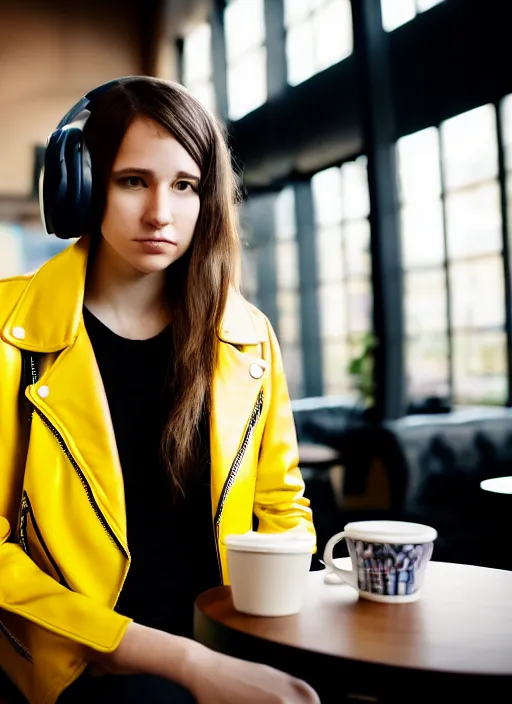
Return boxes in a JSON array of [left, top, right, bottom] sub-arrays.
[[0, 77, 317, 704]]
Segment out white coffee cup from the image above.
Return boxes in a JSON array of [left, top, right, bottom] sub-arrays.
[[323, 520, 437, 603], [224, 531, 315, 616]]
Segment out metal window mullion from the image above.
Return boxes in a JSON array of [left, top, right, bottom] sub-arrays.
[[211, 0, 229, 122], [264, 0, 286, 100], [495, 101, 512, 406], [295, 180, 323, 396], [339, 175, 351, 368], [438, 124, 454, 405]]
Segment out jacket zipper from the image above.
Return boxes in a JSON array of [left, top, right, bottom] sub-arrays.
[[0, 619, 33, 663], [25, 355, 129, 611], [32, 408, 128, 560], [213, 389, 264, 580], [19, 494, 31, 558], [20, 492, 71, 590]]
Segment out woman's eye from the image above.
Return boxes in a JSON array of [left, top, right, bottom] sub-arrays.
[[174, 180, 196, 192], [121, 176, 145, 188]]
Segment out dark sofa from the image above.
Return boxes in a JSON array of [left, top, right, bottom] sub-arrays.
[[293, 399, 512, 570]]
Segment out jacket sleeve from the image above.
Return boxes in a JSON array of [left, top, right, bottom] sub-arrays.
[[0, 342, 131, 654], [0, 527, 131, 652], [253, 317, 316, 549]]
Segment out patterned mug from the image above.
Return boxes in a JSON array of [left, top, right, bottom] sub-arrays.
[[323, 520, 437, 603]]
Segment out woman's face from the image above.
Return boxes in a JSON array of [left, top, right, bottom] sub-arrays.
[[100, 116, 201, 275]]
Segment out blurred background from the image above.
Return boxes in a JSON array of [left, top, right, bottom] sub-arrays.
[[1, 0, 511, 568]]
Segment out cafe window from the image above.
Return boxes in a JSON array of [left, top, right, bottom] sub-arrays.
[[380, 0, 444, 33], [501, 94, 512, 263], [275, 186, 304, 399], [183, 22, 216, 115], [283, 0, 353, 87], [312, 157, 372, 396], [224, 0, 267, 120], [398, 104, 507, 406]]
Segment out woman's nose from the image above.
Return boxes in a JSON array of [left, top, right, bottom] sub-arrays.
[[145, 187, 174, 228]]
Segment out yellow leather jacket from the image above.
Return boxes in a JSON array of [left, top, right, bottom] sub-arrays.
[[0, 237, 315, 704]]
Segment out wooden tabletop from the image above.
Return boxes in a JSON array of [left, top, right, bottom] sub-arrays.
[[298, 442, 341, 469], [195, 558, 512, 677]]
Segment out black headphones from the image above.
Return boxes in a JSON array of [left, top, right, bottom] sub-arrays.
[[40, 76, 141, 239]]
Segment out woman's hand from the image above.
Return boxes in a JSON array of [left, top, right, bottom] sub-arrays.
[[187, 646, 320, 704], [91, 621, 319, 703]]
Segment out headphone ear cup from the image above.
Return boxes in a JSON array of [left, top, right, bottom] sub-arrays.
[[41, 121, 92, 239], [75, 140, 92, 227], [41, 129, 68, 237], [64, 131, 92, 234]]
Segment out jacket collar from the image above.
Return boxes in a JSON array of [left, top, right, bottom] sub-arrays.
[[2, 236, 264, 351]]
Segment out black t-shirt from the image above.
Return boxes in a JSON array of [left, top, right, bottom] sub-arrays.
[[83, 306, 220, 638]]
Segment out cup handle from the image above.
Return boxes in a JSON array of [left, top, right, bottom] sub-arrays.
[[322, 532, 358, 590]]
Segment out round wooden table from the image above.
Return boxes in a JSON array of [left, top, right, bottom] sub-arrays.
[[298, 442, 341, 471], [194, 559, 512, 703]]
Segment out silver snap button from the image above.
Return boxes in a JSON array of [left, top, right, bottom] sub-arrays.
[[249, 363, 264, 379], [12, 326, 25, 340], [37, 385, 50, 399]]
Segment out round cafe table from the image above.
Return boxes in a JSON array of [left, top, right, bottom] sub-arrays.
[[194, 558, 512, 704]]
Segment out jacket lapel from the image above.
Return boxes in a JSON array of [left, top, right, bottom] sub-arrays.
[[210, 290, 268, 519], [3, 237, 127, 546], [26, 325, 128, 545]]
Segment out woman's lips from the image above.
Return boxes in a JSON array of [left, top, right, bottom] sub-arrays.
[[135, 239, 177, 253]]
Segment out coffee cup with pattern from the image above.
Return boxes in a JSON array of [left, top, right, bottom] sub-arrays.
[[323, 520, 437, 603]]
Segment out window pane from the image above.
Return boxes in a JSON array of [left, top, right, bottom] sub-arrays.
[[406, 334, 450, 401], [322, 339, 352, 396], [0, 224, 25, 276], [227, 47, 267, 120], [397, 127, 441, 204], [276, 240, 299, 289], [445, 182, 502, 259], [275, 187, 296, 240], [241, 246, 258, 301], [502, 94, 512, 172], [450, 256, 505, 329], [341, 156, 370, 219], [405, 269, 447, 334], [380, 0, 415, 32], [283, 0, 311, 26], [313, 0, 353, 73], [441, 105, 498, 190], [183, 23, 212, 85], [286, 22, 315, 86], [319, 282, 345, 338], [346, 279, 372, 335], [281, 344, 304, 399], [401, 199, 445, 269], [344, 219, 371, 277], [189, 81, 216, 116], [316, 225, 343, 282], [508, 176, 512, 251], [416, 0, 444, 11], [225, 0, 265, 63], [453, 331, 507, 405], [277, 290, 301, 345], [310, 0, 327, 11], [312, 167, 342, 225]]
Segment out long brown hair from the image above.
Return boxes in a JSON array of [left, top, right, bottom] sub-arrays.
[[83, 77, 241, 497]]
